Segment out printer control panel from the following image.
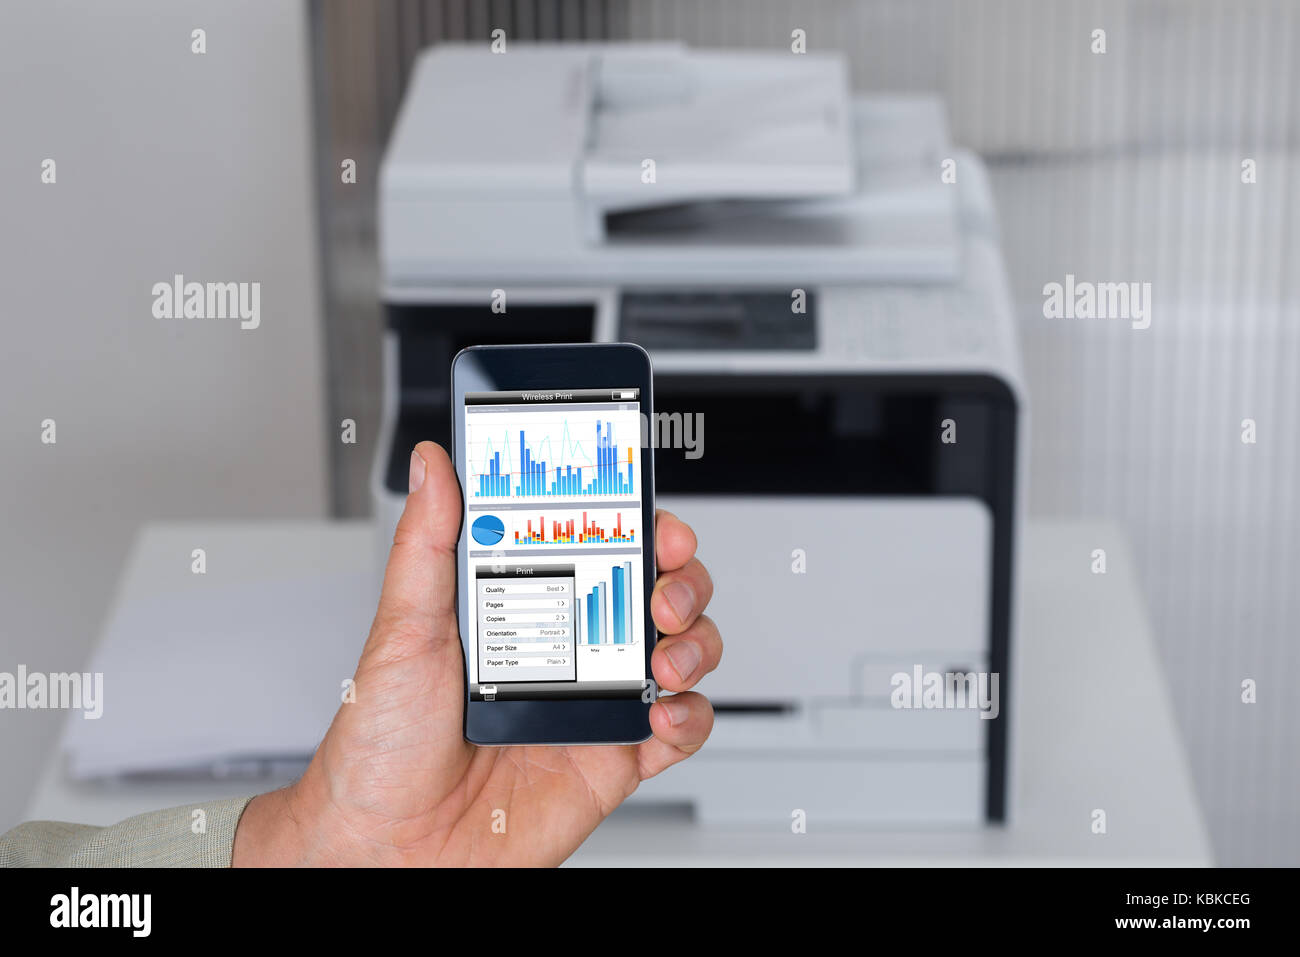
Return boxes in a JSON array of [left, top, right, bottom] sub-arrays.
[[620, 291, 817, 351]]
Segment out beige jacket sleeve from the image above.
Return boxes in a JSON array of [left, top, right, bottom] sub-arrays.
[[0, 796, 254, 867]]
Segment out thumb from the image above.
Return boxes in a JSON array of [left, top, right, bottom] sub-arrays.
[[370, 441, 463, 654]]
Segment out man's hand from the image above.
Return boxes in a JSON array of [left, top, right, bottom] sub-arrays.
[[232, 441, 719, 866]]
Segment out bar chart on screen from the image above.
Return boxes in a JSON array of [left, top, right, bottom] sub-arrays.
[[575, 561, 639, 646], [512, 510, 637, 545], [468, 412, 640, 500]]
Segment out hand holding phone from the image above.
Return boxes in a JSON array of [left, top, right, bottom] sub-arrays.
[[231, 347, 721, 867]]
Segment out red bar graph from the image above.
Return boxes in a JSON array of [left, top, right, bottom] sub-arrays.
[[513, 512, 636, 545]]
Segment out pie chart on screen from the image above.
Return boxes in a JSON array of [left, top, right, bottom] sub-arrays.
[[471, 514, 505, 546]]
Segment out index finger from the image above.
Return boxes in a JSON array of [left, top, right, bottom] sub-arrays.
[[654, 509, 697, 573]]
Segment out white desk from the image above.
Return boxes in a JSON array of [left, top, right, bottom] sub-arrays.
[[23, 520, 1212, 866]]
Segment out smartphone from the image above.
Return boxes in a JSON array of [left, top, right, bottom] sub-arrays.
[[450, 343, 657, 745]]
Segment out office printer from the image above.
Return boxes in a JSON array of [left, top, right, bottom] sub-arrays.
[[375, 45, 1026, 826]]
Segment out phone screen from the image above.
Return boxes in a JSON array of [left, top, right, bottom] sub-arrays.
[[461, 387, 649, 701]]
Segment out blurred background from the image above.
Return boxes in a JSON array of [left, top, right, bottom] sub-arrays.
[[1, 0, 1296, 865]]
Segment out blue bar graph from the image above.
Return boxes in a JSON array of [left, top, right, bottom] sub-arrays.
[[612, 565, 625, 644], [585, 585, 607, 645], [473, 419, 634, 499], [621, 561, 632, 643], [596, 581, 606, 645], [578, 561, 638, 646]]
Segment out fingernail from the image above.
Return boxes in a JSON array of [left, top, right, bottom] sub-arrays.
[[659, 697, 688, 726], [662, 581, 695, 626], [409, 450, 427, 493], [665, 641, 701, 682]]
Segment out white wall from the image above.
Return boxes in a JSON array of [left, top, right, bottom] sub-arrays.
[[0, 0, 327, 830]]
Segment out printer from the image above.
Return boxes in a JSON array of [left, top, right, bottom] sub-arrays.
[[375, 45, 1026, 827]]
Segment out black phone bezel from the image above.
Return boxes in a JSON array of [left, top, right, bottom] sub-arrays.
[[450, 342, 657, 745]]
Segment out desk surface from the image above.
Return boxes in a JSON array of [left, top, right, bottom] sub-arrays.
[[24, 519, 1212, 866]]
